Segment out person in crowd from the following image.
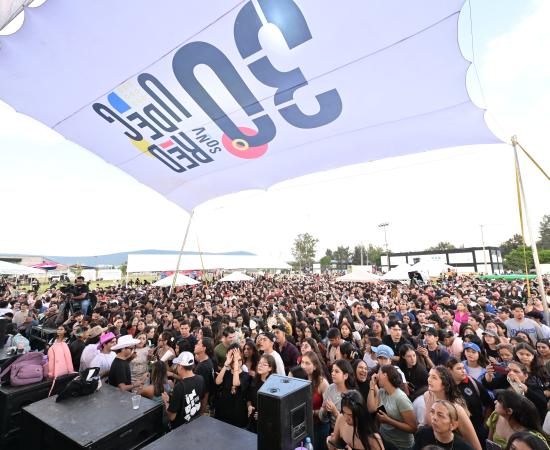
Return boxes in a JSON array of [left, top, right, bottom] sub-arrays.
[[214, 326, 236, 369], [242, 339, 260, 377], [353, 359, 370, 402], [506, 304, 544, 345], [326, 328, 343, 365], [256, 331, 285, 375], [327, 390, 384, 450], [108, 334, 144, 391], [47, 325, 74, 378], [79, 325, 104, 370], [367, 364, 417, 450], [423, 366, 482, 450], [214, 344, 251, 428], [193, 337, 215, 413], [483, 329, 501, 359], [514, 342, 550, 390], [418, 328, 450, 368], [141, 361, 173, 431], [273, 324, 300, 373], [414, 400, 474, 450], [535, 339, 550, 373], [163, 352, 204, 429], [301, 351, 330, 450], [156, 331, 176, 363], [90, 331, 117, 378], [363, 336, 383, 369], [320, 359, 356, 431], [69, 326, 88, 371], [383, 320, 411, 360], [398, 344, 429, 399], [487, 390, 549, 449], [506, 431, 550, 450], [246, 354, 277, 433], [446, 357, 493, 445], [130, 332, 150, 386], [462, 342, 488, 381]]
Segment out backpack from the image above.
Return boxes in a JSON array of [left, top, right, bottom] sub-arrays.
[[0, 352, 47, 386]]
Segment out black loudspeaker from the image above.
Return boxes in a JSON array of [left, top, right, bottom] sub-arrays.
[[257, 375, 313, 450]]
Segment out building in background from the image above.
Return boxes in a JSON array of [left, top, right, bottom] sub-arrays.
[[381, 246, 503, 275]]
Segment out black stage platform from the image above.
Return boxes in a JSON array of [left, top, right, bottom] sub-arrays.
[[22, 383, 163, 449], [143, 415, 256, 450]]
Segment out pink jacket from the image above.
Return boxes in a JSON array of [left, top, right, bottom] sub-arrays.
[[47, 341, 74, 378]]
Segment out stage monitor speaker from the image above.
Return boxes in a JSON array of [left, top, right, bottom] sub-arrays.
[[257, 374, 313, 450]]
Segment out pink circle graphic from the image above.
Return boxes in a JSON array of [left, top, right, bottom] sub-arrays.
[[222, 127, 269, 159]]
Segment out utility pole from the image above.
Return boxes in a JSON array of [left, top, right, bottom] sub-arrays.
[[480, 224, 488, 274], [378, 223, 389, 253]]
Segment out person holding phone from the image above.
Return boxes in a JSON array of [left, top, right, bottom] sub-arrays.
[[367, 364, 417, 450]]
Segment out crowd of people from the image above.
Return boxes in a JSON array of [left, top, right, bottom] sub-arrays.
[[1, 272, 550, 450]]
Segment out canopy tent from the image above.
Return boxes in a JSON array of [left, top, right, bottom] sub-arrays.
[[336, 272, 381, 283], [381, 263, 413, 281], [478, 274, 537, 280], [411, 260, 455, 278], [127, 253, 291, 273], [0, 1, 501, 213], [218, 271, 254, 282], [31, 261, 58, 270], [153, 273, 200, 287], [0, 0, 33, 32], [0, 260, 46, 275]]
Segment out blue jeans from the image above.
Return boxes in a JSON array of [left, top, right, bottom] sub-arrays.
[[79, 299, 90, 316]]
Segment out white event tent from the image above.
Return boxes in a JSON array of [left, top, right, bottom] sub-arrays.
[[336, 272, 381, 283], [381, 263, 414, 281], [219, 271, 254, 282], [153, 273, 200, 287], [127, 254, 290, 273], [0, 260, 46, 275], [411, 260, 455, 278]]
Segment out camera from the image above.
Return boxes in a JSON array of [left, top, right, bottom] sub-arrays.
[[58, 283, 76, 294]]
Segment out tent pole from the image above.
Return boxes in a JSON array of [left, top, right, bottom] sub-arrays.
[[512, 137, 549, 323], [170, 210, 195, 296]]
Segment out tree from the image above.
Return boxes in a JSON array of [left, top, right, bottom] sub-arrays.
[[291, 233, 318, 271], [319, 255, 332, 270], [367, 244, 385, 267], [352, 245, 368, 265], [500, 234, 524, 257], [504, 247, 534, 272], [426, 242, 456, 251], [333, 246, 352, 270], [119, 262, 127, 277], [539, 215, 550, 250]]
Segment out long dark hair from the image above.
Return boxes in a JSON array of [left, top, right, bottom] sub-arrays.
[[341, 390, 378, 450], [150, 361, 168, 397], [243, 339, 260, 372], [514, 342, 549, 382], [506, 431, 550, 450], [431, 366, 465, 408], [496, 390, 547, 440], [254, 354, 276, 384], [333, 359, 356, 390], [302, 351, 325, 391]]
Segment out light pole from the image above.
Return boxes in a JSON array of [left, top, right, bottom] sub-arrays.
[[480, 224, 488, 274], [378, 223, 389, 253]]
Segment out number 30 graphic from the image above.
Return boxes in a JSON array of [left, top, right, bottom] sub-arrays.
[[172, 0, 342, 149]]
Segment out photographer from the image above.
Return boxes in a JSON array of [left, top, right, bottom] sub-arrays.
[[72, 276, 90, 315]]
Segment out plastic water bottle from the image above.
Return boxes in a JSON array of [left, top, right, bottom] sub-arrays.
[[304, 437, 314, 450]]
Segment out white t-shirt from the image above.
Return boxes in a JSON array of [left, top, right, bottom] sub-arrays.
[[80, 344, 100, 371], [90, 352, 116, 375], [266, 349, 286, 375]]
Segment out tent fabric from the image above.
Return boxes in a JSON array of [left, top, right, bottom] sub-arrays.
[[127, 253, 291, 273], [411, 260, 455, 277], [153, 273, 200, 287], [218, 271, 254, 282], [0, 260, 46, 275], [0, 0, 33, 32], [336, 272, 381, 283], [382, 263, 413, 281], [0, 1, 501, 212]]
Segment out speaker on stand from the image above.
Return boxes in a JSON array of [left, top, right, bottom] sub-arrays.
[[257, 375, 313, 450]]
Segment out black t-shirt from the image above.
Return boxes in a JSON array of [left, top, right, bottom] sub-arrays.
[[73, 283, 89, 300], [458, 377, 492, 430], [194, 358, 214, 398], [413, 427, 474, 450], [108, 357, 131, 388], [427, 345, 450, 366], [382, 335, 410, 355], [168, 375, 204, 429], [69, 339, 86, 372]]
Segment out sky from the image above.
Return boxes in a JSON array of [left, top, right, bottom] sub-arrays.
[[0, 0, 548, 261]]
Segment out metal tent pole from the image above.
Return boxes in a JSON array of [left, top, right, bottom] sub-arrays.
[[169, 209, 195, 296], [512, 137, 549, 323]]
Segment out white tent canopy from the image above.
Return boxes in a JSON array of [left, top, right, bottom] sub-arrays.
[[381, 263, 414, 281], [219, 271, 254, 282], [336, 272, 381, 283], [0, 260, 46, 275], [153, 273, 200, 287], [127, 254, 291, 273], [0, 1, 500, 212], [411, 260, 455, 277]]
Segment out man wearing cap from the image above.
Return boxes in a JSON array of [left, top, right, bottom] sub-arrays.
[[163, 352, 204, 429], [256, 331, 285, 375], [108, 334, 143, 391], [418, 328, 449, 368], [372, 345, 408, 386]]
